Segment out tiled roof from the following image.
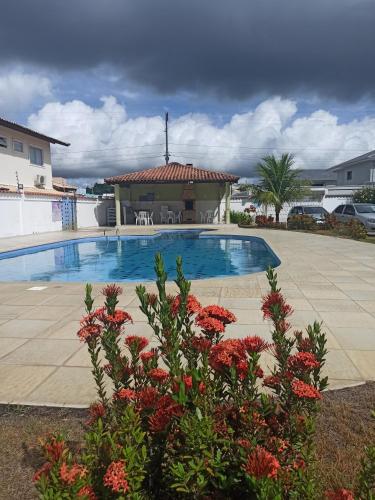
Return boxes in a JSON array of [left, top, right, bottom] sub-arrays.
[[52, 177, 77, 191], [0, 117, 70, 146], [105, 162, 240, 185], [329, 150, 375, 171], [0, 184, 75, 197]]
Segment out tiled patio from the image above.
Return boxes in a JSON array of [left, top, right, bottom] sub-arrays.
[[0, 225, 374, 407]]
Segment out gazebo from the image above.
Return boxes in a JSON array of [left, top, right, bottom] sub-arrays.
[[104, 162, 240, 226]]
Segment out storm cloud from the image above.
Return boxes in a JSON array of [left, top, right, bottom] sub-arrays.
[[1, 0, 375, 101]]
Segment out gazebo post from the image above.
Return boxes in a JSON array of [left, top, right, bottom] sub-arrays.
[[225, 182, 231, 224], [114, 184, 121, 228]]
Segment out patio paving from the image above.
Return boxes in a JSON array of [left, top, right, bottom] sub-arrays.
[[0, 225, 374, 407]]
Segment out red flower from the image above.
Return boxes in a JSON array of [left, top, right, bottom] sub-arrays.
[[146, 293, 157, 306], [125, 335, 149, 352], [262, 291, 293, 320], [140, 350, 156, 363], [292, 379, 321, 399], [288, 352, 320, 371], [138, 386, 159, 409], [242, 335, 270, 353], [263, 375, 281, 389], [197, 305, 236, 325], [102, 284, 122, 298], [105, 310, 133, 326], [148, 368, 169, 383], [33, 462, 52, 482], [86, 402, 106, 425], [196, 316, 225, 334], [237, 439, 251, 449], [173, 375, 193, 393], [103, 460, 129, 494], [113, 388, 136, 401], [77, 324, 102, 343], [60, 462, 87, 485], [325, 489, 355, 500], [171, 294, 201, 316], [190, 336, 212, 352], [244, 446, 280, 479], [44, 436, 66, 463], [236, 359, 249, 380], [149, 395, 184, 432], [209, 339, 246, 372], [77, 485, 97, 499]]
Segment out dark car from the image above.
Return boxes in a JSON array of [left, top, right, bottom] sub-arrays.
[[287, 205, 328, 224]]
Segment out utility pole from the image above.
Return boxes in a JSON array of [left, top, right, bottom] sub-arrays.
[[164, 112, 170, 165]]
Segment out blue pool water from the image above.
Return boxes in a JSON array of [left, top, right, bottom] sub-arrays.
[[0, 230, 280, 282]]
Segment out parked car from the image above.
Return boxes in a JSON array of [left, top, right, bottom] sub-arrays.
[[287, 206, 328, 224], [332, 203, 375, 234]]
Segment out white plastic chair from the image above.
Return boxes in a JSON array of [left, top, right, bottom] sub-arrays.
[[205, 210, 214, 223], [138, 211, 148, 225], [147, 211, 154, 225], [175, 211, 182, 223], [160, 208, 168, 224], [200, 211, 206, 223], [134, 211, 140, 225], [167, 210, 175, 224]]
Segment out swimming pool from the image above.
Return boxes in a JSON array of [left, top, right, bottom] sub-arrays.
[[0, 230, 280, 282]]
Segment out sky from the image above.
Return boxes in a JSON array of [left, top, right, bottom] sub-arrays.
[[1, 0, 375, 186]]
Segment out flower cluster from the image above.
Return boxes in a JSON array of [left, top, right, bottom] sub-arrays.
[[103, 460, 129, 494]]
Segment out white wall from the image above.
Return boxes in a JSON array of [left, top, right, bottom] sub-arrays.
[[0, 125, 53, 189], [0, 193, 62, 237]]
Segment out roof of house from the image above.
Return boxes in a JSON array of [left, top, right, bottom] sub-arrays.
[[0, 117, 70, 146], [105, 162, 240, 185], [297, 169, 337, 183], [0, 183, 75, 197], [52, 177, 77, 191], [329, 150, 375, 171]]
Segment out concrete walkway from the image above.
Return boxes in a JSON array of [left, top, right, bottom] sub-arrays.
[[0, 225, 374, 407]]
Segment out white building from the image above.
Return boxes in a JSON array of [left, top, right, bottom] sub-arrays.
[[0, 117, 69, 191]]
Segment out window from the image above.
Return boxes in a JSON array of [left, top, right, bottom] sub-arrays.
[[346, 171, 352, 181], [334, 205, 344, 214], [13, 140, 23, 153], [29, 146, 43, 166], [0, 136, 7, 148], [344, 205, 355, 215]]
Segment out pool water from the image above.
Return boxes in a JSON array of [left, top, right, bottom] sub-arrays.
[[0, 230, 280, 282]]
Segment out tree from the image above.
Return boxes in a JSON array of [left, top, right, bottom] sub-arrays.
[[353, 186, 375, 204], [252, 153, 307, 222]]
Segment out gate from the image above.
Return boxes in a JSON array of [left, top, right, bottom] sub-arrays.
[[61, 197, 77, 230]]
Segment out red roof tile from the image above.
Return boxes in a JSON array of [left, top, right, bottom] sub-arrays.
[[105, 162, 240, 185]]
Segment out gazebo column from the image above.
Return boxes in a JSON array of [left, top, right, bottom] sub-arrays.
[[114, 184, 121, 228], [225, 182, 231, 224]]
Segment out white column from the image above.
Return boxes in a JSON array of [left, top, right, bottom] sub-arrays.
[[225, 182, 231, 224], [114, 184, 121, 227]]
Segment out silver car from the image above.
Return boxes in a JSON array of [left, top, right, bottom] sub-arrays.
[[333, 203, 375, 234]]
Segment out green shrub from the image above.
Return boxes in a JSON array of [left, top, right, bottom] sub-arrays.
[[230, 210, 254, 225], [287, 215, 317, 231], [33, 257, 333, 499], [340, 219, 367, 240], [353, 187, 375, 204]]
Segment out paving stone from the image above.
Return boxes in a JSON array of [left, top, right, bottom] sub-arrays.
[[18, 305, 77, 321], [26, 367, 96, 406], [319, 311, 375, 328], [1, 339, 80, 365], [345, 351, 375, 380], [0, 365, 56, 402], [0, 338, 28, 358], [329, 327, 375, 350], [0, 319, 57, 338]]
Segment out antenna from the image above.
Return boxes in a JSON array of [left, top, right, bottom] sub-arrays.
[[164, 112, 170, 165]]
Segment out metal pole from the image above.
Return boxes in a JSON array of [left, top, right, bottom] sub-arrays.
[[164, 112, 170, 165]]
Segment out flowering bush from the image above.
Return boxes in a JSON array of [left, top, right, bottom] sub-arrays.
[[287, 214, 317, 231], [35, 254, 373, 498], [255, 215, 287, 230], [230, 210, 254, 225]]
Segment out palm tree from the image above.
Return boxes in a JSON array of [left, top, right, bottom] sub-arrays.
[[251, 153, 307, 222]]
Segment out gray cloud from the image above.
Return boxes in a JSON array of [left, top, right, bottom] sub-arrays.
[[1, 0, 374, 101]]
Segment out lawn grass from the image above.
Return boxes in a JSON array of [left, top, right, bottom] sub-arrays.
[[0, 383, 374, 499]]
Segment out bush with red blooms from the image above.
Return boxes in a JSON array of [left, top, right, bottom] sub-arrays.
[[33, 254, 373, 499], [255, 214, 287, 230]]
